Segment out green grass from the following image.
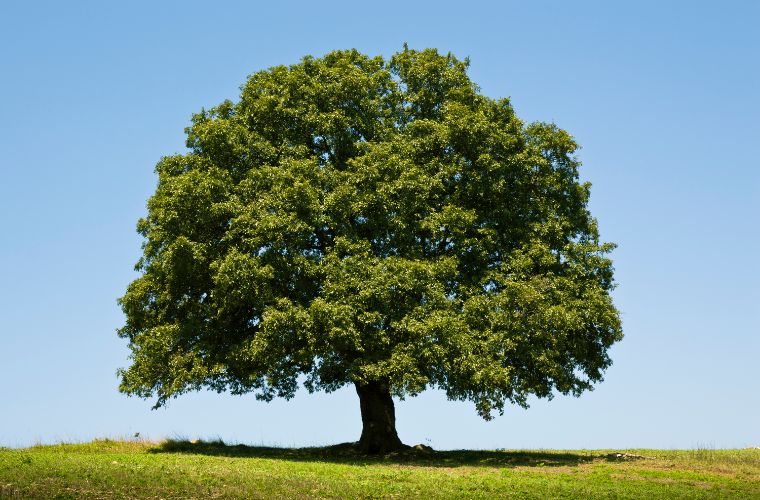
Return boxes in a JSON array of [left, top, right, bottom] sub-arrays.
[[0, 440, 758, 498]]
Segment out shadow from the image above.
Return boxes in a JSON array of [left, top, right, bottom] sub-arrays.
[[148, 440, 597, 468]]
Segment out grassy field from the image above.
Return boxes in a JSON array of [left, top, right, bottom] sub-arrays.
[[0, 440, 758, 499]]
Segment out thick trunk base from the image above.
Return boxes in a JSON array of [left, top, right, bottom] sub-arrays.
[[355, 381, 406, 454]]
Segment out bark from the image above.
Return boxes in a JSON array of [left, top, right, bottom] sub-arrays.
[[355, 381, 406, 454]]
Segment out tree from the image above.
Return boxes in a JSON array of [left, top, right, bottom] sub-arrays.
[[118, 47, 623, 454]]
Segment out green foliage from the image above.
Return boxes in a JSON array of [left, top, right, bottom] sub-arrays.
[[118, 47, 622, 417]]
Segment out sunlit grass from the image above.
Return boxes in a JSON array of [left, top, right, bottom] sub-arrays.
[[1, 439, 758, 498]]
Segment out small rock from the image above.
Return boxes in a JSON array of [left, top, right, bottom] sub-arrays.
[[413, 444, 434, 452], [604, 452, 651, 460]]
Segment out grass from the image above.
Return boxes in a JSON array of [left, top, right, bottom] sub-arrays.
[[0, 439, 758, 498]]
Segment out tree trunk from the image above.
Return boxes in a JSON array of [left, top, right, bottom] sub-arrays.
[[355, 381, 405, 454]]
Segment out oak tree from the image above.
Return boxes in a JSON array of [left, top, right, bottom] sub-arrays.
[[118, 47, 623, 453]]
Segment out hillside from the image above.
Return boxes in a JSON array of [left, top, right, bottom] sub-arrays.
[[0, 440, 758, 498]]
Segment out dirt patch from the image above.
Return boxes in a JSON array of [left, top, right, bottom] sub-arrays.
[[610, 473, 715, 489], [611, 473, 675, 484]]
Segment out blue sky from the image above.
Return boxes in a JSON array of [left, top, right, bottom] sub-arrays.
[[1, 1, 758, 449]]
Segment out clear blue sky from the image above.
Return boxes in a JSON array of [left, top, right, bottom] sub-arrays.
[[1, 1, 758, 450]]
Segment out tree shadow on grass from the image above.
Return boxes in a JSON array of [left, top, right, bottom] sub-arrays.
[[148, 439, 598, 468]]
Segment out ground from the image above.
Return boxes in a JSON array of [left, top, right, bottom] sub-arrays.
[[0, 440, 758, 498]]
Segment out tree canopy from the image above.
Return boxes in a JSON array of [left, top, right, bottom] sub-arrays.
[[118, 47, 622, 452]]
